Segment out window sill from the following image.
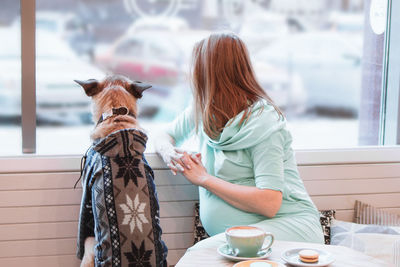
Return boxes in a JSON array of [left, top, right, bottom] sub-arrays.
[[0, 146, 399, 173]]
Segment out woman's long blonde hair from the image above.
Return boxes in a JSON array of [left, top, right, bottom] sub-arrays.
[[191, 32, 283, 139]]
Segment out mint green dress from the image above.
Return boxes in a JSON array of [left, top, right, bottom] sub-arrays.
[[166, 101, 324, 243]]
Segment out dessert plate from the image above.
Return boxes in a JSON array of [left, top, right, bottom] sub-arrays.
[[281, 248, 335, 267]]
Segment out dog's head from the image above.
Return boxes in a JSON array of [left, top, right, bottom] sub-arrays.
[[75, 75, 151, 124]]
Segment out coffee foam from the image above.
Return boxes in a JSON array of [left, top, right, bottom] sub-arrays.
[[228, 228, 264, 237]]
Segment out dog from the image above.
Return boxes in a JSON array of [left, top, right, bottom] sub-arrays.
[[75, 75, 168, 267]]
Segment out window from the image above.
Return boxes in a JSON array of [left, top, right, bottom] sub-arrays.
[[1, 0, 399, 155], [0, 1, 21, 155], [115, 39, 143, 56]]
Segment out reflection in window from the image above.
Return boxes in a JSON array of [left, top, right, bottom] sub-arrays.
[[1, 0, 392, 154]]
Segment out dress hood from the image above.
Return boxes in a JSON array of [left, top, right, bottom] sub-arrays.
[[206, 101, 286, 151], [92, 128, 148, 157]]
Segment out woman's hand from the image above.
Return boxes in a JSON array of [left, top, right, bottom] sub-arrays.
[[154, 132, 201, 175], [168, 149, 202, 175], [180, 152, 210, 186]]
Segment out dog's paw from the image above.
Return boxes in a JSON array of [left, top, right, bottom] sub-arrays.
[[80, 255, 95, 267], [81, 236, 95, 267]]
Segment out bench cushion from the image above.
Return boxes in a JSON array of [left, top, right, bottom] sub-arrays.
[[354, 200, 400, 226]]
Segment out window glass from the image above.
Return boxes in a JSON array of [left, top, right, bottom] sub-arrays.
[[0, 2, 21, 156], [115, 39, 143, 56], [32, 0, 386, 154]]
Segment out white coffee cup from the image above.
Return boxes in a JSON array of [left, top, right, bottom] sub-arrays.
[[225, 226, 274, 257]]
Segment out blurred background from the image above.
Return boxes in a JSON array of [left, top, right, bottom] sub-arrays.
[[0, 0, 386, 154]]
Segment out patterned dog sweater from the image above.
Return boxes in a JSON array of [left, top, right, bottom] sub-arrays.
[[77, 128, 168, 267]]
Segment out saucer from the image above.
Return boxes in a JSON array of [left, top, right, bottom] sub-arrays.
[[233, 260, 286, 267], [281, 248, 335, 267], [217, 243, 272, 262]]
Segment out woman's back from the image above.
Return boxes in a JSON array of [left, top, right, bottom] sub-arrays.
[[168, 101, 320, 236], [159, 32, 324, 243]]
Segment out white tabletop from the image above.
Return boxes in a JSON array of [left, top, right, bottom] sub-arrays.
[[176, 233, 392, 267]]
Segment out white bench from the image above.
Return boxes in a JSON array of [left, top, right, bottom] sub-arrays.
[[0, 154, 399, 266]]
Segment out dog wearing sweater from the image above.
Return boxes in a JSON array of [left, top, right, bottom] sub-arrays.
[[75, 75, 168, 267]]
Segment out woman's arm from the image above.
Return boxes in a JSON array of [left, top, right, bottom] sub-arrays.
[[204, 174, 282, 218], [154, 106, 197, 174], [180, 153, 282, 218]]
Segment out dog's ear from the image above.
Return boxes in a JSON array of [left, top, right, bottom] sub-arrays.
[[129, 81, 152, 99], [74, 79, 101, 96]]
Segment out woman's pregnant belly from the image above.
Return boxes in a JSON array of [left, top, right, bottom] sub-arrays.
[[199, 187, 267, 236]]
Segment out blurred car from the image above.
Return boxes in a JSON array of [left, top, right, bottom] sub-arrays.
[[239, 12, 289, 53], [0, 29, 105, 125], [95, 29, 211, 118], [95, 26, 212, 83], [252, 62, 306, 115], [12, 11, 75, 39], [94, 32, 181, 118], [255, 32, 362, 116], [12, 11, 96, 58], [95, 31, 182, 86]]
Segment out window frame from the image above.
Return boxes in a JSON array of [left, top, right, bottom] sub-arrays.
[[12, 0, 400, 163], [21, 0, 36, 153], [381, 0, 400, 145]]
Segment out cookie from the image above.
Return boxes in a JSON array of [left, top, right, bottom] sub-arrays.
[[298, 249, 319, 263]]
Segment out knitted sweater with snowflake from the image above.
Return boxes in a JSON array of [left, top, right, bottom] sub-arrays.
[[77, 128, 167, 267]]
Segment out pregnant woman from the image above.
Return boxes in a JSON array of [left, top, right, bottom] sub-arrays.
[[155, 32, 324, 243]]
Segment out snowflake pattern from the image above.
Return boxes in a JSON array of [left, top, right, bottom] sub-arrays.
[[78, 130, 167, 266], [113, 156, 143, 187], [120, 194, 149, 233], [124, 241, 152, 267]]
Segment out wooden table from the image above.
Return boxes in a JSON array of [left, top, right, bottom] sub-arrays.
[[176, 233, 391, 267]]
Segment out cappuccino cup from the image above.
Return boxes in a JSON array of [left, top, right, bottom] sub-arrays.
[[225, 226, 274, 257]]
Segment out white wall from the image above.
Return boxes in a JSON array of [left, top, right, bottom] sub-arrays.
[[0, 153, 399, 266]]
